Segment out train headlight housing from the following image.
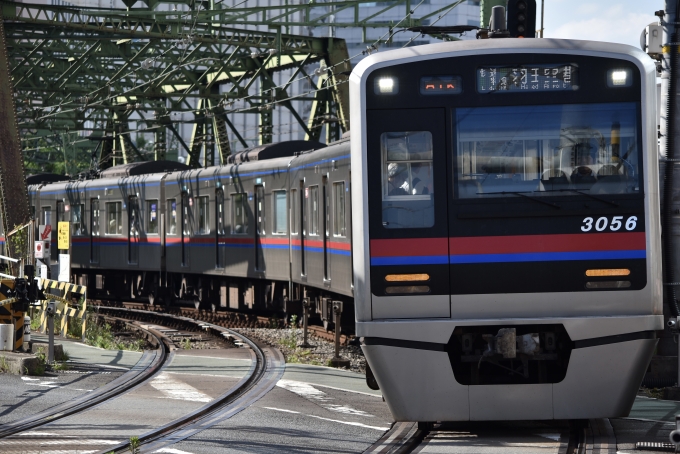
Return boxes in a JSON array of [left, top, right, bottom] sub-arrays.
[[607, 68, 632, 87], [375, 77, 398, 95]]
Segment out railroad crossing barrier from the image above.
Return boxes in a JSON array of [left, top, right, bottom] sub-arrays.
[[0, 279, 24, 351], [36, 279, 87, 340]]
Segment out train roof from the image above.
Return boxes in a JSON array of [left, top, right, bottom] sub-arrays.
[[25, 173, 69, 185], [351, 38, 654, 80], [227, 140, 326, 164], [98, 160, 191, 178]]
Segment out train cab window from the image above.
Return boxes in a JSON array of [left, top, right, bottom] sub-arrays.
[[309, 186, 319, 235], [166, 199, 177, 234], [71, 204, 85, 236], [41, 207, 52, 226], [333, 182, 346, 237], [106, 202, 122, 235], [455, 102, 641, 198], [146, 200, 158, 234], [197, 196, 210, 234], [290, 189, 298, 234], [273, 191, 287, 235], [381, 131, 434, 229], [232, 193, 249, 234]]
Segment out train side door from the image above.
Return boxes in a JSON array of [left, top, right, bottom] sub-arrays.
[[90, 198, 100, 264], [128, 195, 140, 265], [255, 185, 265, 272], [181, 192, 191, 267], [300, 180, 306, 276], [366, 108, 450, 319], [322, 176, 330, 283]]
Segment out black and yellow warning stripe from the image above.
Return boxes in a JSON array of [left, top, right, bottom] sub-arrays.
[[38, 278, 87, 295]]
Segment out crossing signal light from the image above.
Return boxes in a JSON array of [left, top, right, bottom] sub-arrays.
[[507, 0, 537, 38]]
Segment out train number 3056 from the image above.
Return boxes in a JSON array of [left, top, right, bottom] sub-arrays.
[[581, 216, 637, 232]]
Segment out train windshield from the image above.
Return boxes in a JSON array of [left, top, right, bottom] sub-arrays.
[[455, 102, 640, 198]]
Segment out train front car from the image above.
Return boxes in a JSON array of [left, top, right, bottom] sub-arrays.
[[350, 39, 661, 421]]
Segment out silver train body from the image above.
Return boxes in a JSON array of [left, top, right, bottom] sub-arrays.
[[28, 142, 354, 325], [350, 39, 662, 420]]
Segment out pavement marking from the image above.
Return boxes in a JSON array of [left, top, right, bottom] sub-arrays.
[[173, 355, 252, 361], [311, 382, 382, 398], [17, 431, 59, 436], [306, 415, 390, 431], [154, 448, 196, 454], [264, 406, 300, 414], [21, 377, 40, 381], [149, 372, 212, 402], [92, 363, 131, 370], [276, 379, 376, 418], [264, 407, 390, 431]]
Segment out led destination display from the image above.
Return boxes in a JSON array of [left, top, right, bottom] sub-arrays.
[[477, 64, 579, 93]]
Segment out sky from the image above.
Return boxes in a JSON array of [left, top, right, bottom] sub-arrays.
[[542, 0, 662, 49]]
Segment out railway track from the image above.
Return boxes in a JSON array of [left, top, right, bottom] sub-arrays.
[[365, 418, 617, 454], [0, 320, 173, 439], [94, 306, 285, 454], [97, 299, 353, 345]]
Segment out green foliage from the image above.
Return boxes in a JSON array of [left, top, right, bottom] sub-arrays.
[[84, 318, 145, 352], [7, 224, 28, 268], [129, 436, 141, 454], [181, 337, 192, 350], [0, 356, 9, 373], [67, 315, 83, 339]]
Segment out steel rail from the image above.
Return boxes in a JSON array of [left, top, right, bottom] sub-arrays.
[[95, 306, 284, 454], [364, 418, 617, 454], [0, 321, 173, 439]]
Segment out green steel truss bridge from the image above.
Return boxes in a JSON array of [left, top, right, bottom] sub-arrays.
[[1, 0, 463, 179]]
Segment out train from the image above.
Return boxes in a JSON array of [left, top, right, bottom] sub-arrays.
[[25, 37, 661, 422], [352, 38, 661, 421]]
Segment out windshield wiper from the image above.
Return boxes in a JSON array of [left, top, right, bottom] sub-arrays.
[[478, 191, 561, 209], [542, 189, 619, 207]]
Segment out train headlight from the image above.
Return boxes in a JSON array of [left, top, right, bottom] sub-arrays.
[[375, 77, 398, 95], [608, 68, 632, 87]]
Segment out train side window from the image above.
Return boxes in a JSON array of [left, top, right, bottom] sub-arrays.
[[197, 196, 210, 234], [166, 199, 177, 235], [106, 202, 122, 235], [41, 207, 52, 226], [72, 204, 86, 236], [232, 193, 249, 234], [147, 200, 158, 234], [333, 182, 346, 237], [129, 196, 141, 235], [309, 186, 319, 236], [381, 131, 434, 229], [273, 191, 287, 235], [216, 190, 225, 235], [182, 194, 193, 236], [290, 189, 298, 234]]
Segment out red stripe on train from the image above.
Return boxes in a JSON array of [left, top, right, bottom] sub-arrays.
[[449, 232, 645, 255], [370, 238, 448, 257]]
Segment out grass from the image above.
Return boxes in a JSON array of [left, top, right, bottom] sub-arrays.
[[84, 318, 146, 352]]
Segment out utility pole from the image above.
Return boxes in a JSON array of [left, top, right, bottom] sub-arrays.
[[661, 0, 680, 388], [540, 0, 545, 37]]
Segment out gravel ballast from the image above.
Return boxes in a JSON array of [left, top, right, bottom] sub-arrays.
[[233, 327, 366, 374]]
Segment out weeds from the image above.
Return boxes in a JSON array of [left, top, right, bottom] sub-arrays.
[[0, 356, 9, 373], [129, 436, 140, 454], [181, 337, 192, 350], [84, 318, 146, 352]]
